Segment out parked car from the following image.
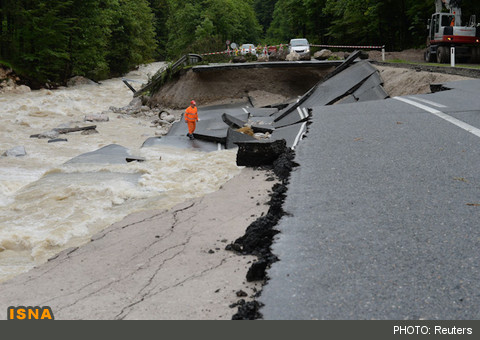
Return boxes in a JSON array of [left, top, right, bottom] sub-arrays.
[[268, 45, 277, 55], [240, 44, 257, 56], [288, 38, 311, 60]]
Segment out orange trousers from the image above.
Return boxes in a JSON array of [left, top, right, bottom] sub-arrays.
[[187, 121, 196, 134]]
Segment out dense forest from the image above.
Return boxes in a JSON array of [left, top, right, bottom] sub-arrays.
[[1, 0, 480, 85]]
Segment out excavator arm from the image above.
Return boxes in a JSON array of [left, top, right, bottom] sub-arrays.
[[436, 0, 462, 25]]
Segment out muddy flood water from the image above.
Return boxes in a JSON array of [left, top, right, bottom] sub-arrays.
[[0, 63, 241, 282]]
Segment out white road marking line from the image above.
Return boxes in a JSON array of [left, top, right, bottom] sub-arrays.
[[297, 107, 305, 119], [297, 107, 309, 120], [242, 108, 249, 114], [394, 97, 480, 138], [302, 108, 309, 119], [407, 96, 447, 108], [292, 122, 307, 149]]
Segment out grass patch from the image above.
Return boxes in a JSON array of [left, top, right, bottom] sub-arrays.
[[384, 58, 480, 69]]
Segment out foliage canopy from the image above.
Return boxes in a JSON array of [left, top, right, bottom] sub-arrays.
[[2, 0, 480, 84]]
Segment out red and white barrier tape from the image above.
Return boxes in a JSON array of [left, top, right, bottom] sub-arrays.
[[199, 44, 384, 57], [311, 44, 385, 49], [200, 50, 230, 56]]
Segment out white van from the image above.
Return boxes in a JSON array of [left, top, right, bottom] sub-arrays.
[[289, 38, 311, 60]]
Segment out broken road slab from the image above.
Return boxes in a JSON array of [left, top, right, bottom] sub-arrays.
[[225, 128, 257, 150], [142, 136, 223, 153], [65, 144, 145, 164], [245, 108, 279, 117], [301, 61, 379, 108], [270, 122, 307, 149]]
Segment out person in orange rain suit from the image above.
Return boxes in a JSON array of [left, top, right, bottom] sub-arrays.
[[185, 100, 199, 140]]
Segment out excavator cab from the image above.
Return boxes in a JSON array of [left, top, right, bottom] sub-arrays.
[[427, 14, 452, 43]]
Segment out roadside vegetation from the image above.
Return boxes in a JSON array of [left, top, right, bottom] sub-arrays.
[[2, 0, 480, 86], [387, 59, 480, 69]]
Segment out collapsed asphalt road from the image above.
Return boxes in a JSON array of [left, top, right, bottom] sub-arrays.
[[259, 78, 480, 320]]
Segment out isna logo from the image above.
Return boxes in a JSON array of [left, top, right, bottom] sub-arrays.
[[7, 306, 55, 320]]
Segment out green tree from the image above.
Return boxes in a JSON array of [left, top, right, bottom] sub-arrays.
[[254, 0, 278, 34], [148, 0, 169, 60], [165, 0, 261, 58], [67, 0, 114, 81], [14, 0, 75, 83], [1, 0, 157, 84], [107, 0, 157, 76], [267, 0, 308, 42]]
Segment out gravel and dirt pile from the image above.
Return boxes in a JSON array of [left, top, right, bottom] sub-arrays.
[[368, 48, 426, 63], [376, 65, 472, 97]]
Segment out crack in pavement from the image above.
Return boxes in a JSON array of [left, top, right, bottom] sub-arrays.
[[113, 245, 189, 320], [38, 279, 103, 306], [114, 202, 207, 319], [54, 277, 125, 316], [171, 201, 198, 229], [91, 210, 170, 243], [115, 258, 229, 320]]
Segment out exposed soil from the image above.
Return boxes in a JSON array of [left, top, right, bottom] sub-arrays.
[[376, 65, 472, 97], [368, 48, 426, 63], [148, 67, 335, 109]]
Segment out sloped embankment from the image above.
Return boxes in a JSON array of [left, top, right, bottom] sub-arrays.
[[148, 66, 335, 109]]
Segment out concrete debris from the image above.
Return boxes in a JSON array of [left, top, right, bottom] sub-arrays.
[[268, 50, 288, 61], [142, 136, 222, 152], [314, 49, 333, 60], [38, 130, 60, 139], [155, 127, 170, 136], [286, 51, 301, 61], [81, 129, 99, 135], [160, 112, 176, 123], [2, 146, 26, 157], [84, 114, 110, 122], [65, 144, 145, 164], [257, 55, 269, 62], [67, 76, 96, 87], [254, 132, 271, 140], [48, 138, 68, 143]]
